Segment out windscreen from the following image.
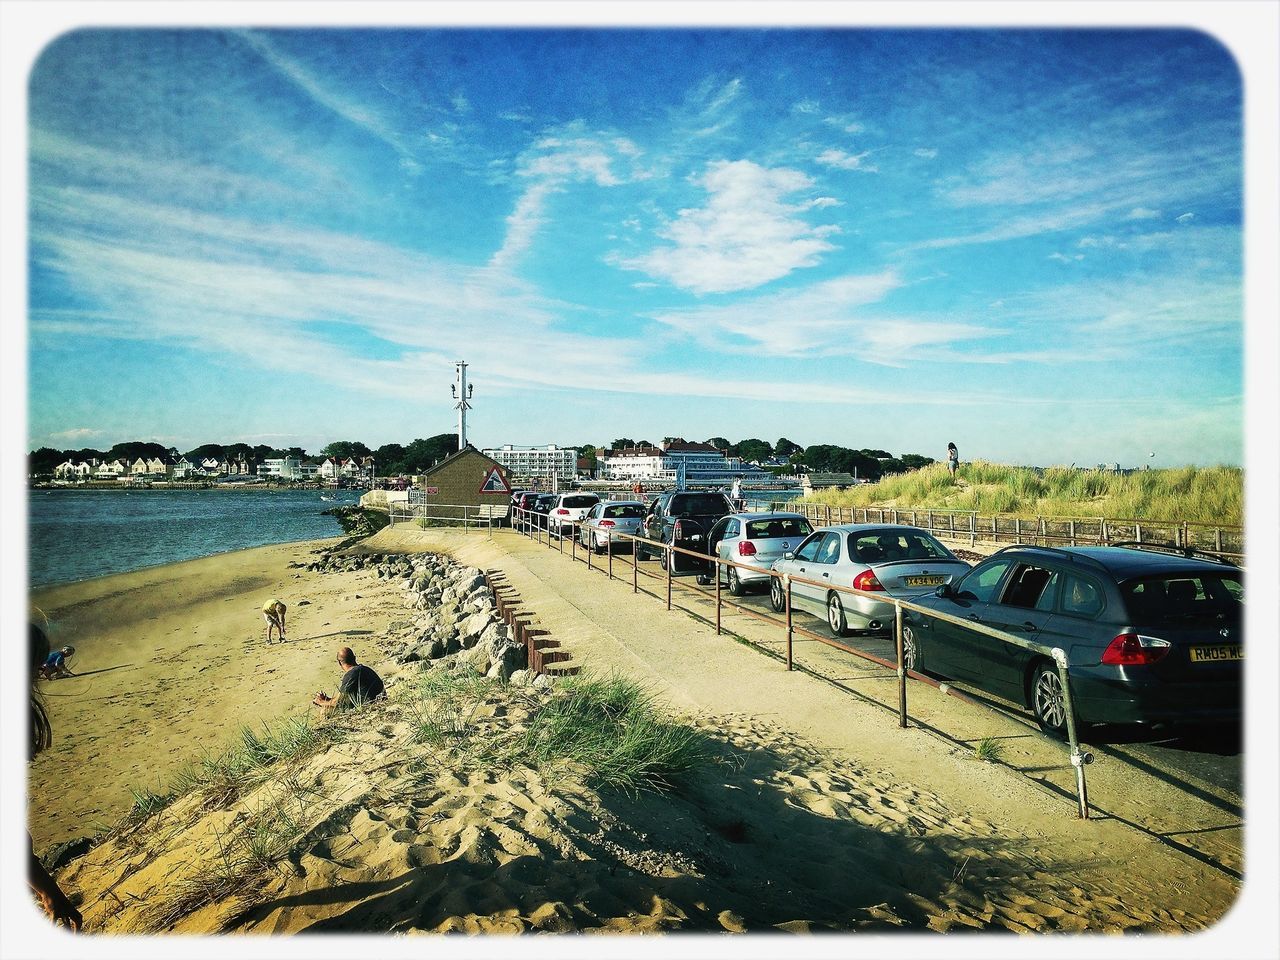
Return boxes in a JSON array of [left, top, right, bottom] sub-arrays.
[[669, 494, 731, 515], [745, 517, 813, 539], [604, 503, 645, 519], [847, 530, 955, 564], [1122, 574, 1243, 625], [561, 495, 599, 508]]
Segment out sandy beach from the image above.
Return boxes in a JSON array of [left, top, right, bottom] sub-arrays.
[[27, 527, 1243, 937]]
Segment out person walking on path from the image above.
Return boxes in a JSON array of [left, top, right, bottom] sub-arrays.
[[946, 442, 959, 481], [313, 646, 384, 711]]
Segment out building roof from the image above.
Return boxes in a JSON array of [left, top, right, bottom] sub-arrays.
[[419, 444, 503, 478]]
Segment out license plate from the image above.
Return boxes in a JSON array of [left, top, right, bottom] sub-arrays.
[[904, 575, 946, 587], [1190, 645, 1243, 663]]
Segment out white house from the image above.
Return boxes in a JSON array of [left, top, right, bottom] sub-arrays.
[[95, 459, 129, 478]]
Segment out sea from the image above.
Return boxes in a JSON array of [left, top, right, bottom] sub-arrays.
[[27, 488, 364, 588]]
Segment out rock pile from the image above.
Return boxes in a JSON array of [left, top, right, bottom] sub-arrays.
[[314, 551, 533, 684]]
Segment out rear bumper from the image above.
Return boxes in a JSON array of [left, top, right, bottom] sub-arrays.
[[1068, 669, 1241, 725]]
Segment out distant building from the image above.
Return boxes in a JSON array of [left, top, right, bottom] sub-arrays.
[[259, 457, 302, 479], [599, 438, 774, 487], [409, 445, 512, 522], [482, 444, 576, 483]]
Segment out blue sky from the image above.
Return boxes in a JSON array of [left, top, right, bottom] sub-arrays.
[[26, 28, 1243, 466]]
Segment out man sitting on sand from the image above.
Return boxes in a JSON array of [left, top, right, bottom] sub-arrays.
[[262, 599, 287, 644], [39, 645, 75, 680], [313, 646, 384, 711]]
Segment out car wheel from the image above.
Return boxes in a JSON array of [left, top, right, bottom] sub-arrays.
[[827, 593, 849, 637], [901, 625, 920, 673], [727, 567, 744, 596], [1031, 661, 1070, 739], [695, 572, 712, 586], [769, 578, 786, 613]]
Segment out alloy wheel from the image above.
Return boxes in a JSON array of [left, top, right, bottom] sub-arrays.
[[1033, 665, 1067, 734]]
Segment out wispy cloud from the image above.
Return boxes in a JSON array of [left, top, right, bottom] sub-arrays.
[[48, 427, 104, 442], [913, 147, 938, 160], [1126, 207, 1160, 220], [618, 160, 839, 294], [1176, 212, 1196, 223], [816, 149, 877, 172]]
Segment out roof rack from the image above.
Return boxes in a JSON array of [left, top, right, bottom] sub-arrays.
[[990, 543, 1112, 574], [1106, 541, 1236, 565]]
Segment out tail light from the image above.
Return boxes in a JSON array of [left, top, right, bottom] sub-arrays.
[[853, 570, 885, 592], [673, 520, 684, 539], [555, 508, 569, 515], [1101, 632, 1170, 666], [738, 540, 758, 556], [599, 520, 616, 528]]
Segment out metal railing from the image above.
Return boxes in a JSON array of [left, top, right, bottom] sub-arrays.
[[389, 502, 500, 536], [510, 505, 1096, 819], [742, 501, 1244, 561]]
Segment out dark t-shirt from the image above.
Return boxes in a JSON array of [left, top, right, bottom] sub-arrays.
[[338, 664, 385, 705]]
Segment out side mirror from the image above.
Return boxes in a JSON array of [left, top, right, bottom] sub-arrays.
[[784, 551, 795, 561], [935, 583, 954, 599]]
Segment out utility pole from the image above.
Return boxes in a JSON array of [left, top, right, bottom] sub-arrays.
[[451, 361, 473, 450]]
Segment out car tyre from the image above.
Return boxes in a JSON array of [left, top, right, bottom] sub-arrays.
[[769, 577, 786, 613], [1031, 660, 1070, 739], [727, 567, 745, 596], [827, 593, 849, 637]]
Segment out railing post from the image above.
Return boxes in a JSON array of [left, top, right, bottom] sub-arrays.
[[970, 512, 976, 547], [633, 538, 639, 594], [607, 530, 613, 580], [1069, 519, 1076, 546], [1100, 517, 1107, 545], [785, 577, 793, 671], [571, 522, 578, 563], [666, 544, 672, 611], [715, 558, 722, 635], [1054, 648, 1091, 820], [584, 525, 591, 570], [1136, 522, 1143, 544], [895, 602, 907, 728]]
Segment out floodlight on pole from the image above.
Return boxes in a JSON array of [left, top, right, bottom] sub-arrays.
[[453, 361, 472, 450]]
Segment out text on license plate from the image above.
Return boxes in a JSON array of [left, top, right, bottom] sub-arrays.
[[904, 575, 946, 587], [1189, 645, 1243, 663]]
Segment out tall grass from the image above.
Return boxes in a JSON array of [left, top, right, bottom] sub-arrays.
[[806, 461, 1243, 525], [514, 673, 710, 793]]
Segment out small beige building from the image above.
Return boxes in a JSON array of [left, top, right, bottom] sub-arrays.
[[414, 446, 512, 522]]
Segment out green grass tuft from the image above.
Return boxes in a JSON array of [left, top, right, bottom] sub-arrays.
[[972, 738, 1005, 763]]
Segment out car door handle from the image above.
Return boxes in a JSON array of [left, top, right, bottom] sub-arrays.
[[1022, 621, 1039, 632], [967, 614, 982, 622], [821, 572, 829, 578]]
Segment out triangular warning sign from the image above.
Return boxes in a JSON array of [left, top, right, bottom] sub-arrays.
[[478, 465, 511, 494]]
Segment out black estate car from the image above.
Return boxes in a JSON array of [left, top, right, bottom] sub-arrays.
[[638, 491, 733, 573], [901, 544, 1242, 735]]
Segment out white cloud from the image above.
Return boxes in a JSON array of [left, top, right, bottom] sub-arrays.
[[792, 99, 820, 115], [1176, 212, 1196, 223], [618, 160, 839, 294], [816, 148, 876, 172], [823, 113, 864, 134], [913, 148, 938, 159], [49, 427, 103, 442], [451, 92, 471, 114], [1048, 252, 1085, 262], [1127, 207, 1161, 220]]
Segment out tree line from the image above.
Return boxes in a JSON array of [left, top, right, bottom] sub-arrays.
[[27, 434, 460, 478]]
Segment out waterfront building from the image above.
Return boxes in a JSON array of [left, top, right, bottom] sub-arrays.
[[408, 445, 512, 522], [599, 438, 775, 488], [258, 457, 302, 479], [481, 444, 576, 483]]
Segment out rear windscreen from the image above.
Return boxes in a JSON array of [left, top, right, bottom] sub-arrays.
[[746, 517, 812, 539], [669, 494, 730, 515], [847, 530, 954, 563], [605, 504, 644, 519], [1122, 574, 1243, 624], [561, 496, 599, 508]]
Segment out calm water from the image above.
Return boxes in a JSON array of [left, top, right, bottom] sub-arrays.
[[28, 488, 363, 588]]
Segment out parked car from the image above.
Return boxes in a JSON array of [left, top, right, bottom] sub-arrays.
[[700, 512, 814, 595], [578, 499, 647, 553], [512, 491, 544, 531], [531, 493, 559, 531], [548, 492, 601, 539], [638, 491, 734, 573], [901, 544, 1243, 735], [769, 524, 970, 637]]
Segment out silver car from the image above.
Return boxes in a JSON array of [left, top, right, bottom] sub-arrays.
[[700, 512, 814, 595], [548, 492, 601, 538], [578, 499, 647, 553], [769, 524, 971, 636]]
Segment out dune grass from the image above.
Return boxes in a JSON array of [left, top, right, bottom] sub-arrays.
[[805, 461, 1243, 526], [513, 673, 711, 793]]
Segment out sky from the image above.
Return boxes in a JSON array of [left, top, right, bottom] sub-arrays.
[[26, 28, 1244, 466]]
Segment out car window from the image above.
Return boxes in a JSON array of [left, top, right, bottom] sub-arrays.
[[817, 533, 842, 565], [1060, 574, 1105, 618], [669, 494, 731, 515], [999, 564, 1055, 610], [725, 519, 740, 537], [957, 560, 1014, 603], [1034, 571, 1061, 613], [604, 503, 644, 519], [794, 534, 824, 562], [562, 495, 598, 508], [1122, 573, 1242, 624], [747, 517, 812, 539]]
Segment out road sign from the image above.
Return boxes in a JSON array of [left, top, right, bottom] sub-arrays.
[[478, 466, 511, 495]]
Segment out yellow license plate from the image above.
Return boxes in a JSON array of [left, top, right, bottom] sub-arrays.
[[1190, 645, 1243, 663], [904, 575, 946, 587]]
